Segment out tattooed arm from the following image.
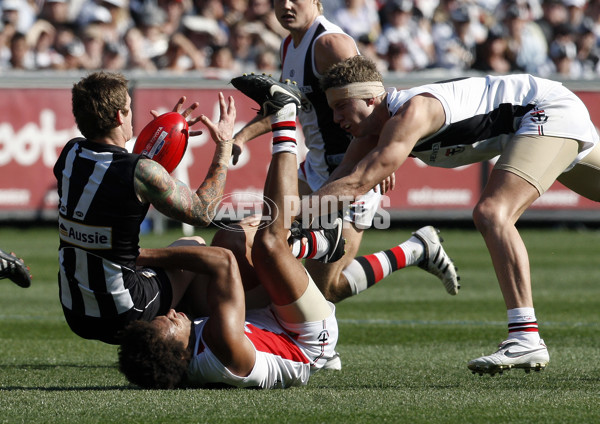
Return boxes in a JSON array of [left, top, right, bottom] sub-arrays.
[[134, 93, 236, 227]]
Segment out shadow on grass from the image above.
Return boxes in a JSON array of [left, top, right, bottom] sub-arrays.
[[0, 363, 138, 391], [0, 385, 135, 391], [0, 364, 116, 370]]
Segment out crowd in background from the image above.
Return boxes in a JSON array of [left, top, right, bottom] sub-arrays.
[[1, 0, 600, 79]]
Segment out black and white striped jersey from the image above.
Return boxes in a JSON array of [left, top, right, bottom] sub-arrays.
[[53, 138, 150, 317], [387, 74, 598, 169]]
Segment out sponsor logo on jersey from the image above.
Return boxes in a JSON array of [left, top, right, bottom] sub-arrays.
[[445, 146, 465, 156], [58, 216, 112, 249], [530, 109, 548, 124], [429, 142, 440, 162]]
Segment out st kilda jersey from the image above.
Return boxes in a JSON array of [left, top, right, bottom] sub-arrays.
[[280, 15, 358, 184], [53, 138, 150, 316], [387, 74, 598, 170]]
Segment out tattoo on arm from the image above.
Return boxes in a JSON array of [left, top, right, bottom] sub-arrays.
[[134, 151, 230, 227]]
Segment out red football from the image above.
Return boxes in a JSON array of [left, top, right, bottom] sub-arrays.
[[133, 112, 189, 173]]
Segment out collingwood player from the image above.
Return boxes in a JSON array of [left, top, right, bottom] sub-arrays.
[[53, 71, 236, 344]]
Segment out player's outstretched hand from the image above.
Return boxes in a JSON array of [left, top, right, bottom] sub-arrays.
[[200, 92, 236, 146], [150, 96, 204, 137]]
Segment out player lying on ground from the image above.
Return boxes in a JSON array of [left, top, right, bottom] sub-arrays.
[[118, 91, 339, 389]]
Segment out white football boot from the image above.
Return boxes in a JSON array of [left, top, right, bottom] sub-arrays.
[[468, 338, 550, 376], [412, 226, 460, 295]]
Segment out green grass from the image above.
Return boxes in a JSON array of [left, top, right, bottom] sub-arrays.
[[1, 225, 599, 423]]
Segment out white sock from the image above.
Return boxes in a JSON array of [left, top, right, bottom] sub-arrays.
[[290, 229, 329, 260], [507, 307, 540, 343], [401, 236, 425, 266], [343, 260, 369, 295], [270, 103, 297, 155]]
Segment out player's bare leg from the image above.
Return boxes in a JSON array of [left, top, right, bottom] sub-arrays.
[[470, 169, 548, 375]]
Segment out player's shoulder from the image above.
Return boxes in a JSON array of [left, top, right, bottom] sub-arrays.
[[314, 31, 356, 50]]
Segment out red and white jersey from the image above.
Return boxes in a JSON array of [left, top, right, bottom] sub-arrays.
[[187, 306, 338, 389], [387, 74, 599, 170]]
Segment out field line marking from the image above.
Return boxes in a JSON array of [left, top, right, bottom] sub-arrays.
[[338, 318, 600, 328], [0, 315, 598, 328]]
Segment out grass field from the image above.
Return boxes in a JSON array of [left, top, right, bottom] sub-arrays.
[[1, 225, 599, 424]]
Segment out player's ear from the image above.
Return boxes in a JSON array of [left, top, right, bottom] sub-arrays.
[[116, 109, 125, 125]]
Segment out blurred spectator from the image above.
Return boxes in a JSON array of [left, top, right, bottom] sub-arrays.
[[8, 31, 35, 70], [26, 19, 62, 69], [57, 39, 86, 70], [2, 0, 36, 34], [472, 24, 520, 73], [413, 0, 439, 20], [191, 0, 228, 46], [358, 33, 388, 72], [431, 3, 478, 70], [101, 40, 127, 69], [210, 44, 237, 70], [244, 0, 287, 38], [545, 22, 583, 77], [0, 19, 8, 68], [157, 0, 190, 36], [228, 20, 281, 69], [377, 0, 434, 70], [228, 19, 259, 69], [333, 0, 381, 42], [254, 46, 278, 71], [155, 31, 205, 71], [576, 17, 600, 76], [1, 0, 19, 43], [0, 0, 596, 78], [204, 44, 238, 79], [386, 40, 417, 72], [79, 24, 105, 69], [39, 0, 73, 27], [536, 0, 568, 44], [502, 1, 549, 74], [588, 0, 600, 38], [98, 0, 134, 42], [136, 2, 169, 64], [564, 0, 586, 28], [223, 0, 248, 27], [322, 0, 346, 19], [181, 14, 222, 64], [194, 0, 229, 43], [50, 24, 79, 69], [77, 1, 112, 29], [123, 25, 157, 71]]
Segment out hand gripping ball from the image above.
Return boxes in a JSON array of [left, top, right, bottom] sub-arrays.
[[133, 112, 189, 173]]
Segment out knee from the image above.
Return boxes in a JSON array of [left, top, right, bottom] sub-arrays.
[[472, 198, 503, 234], [212, 229, 244, 253], [251, 229, 282, 265]]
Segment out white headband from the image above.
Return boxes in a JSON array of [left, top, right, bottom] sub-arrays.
[[325, 82, 385, 107]]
